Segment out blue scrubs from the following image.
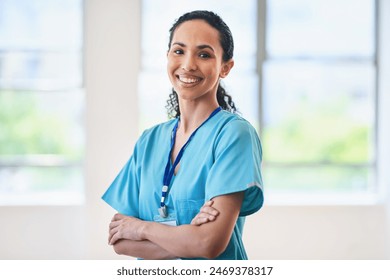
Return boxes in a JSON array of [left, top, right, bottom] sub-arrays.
[[102, 110, 264, 259]]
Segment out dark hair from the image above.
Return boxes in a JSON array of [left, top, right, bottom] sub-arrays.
[[166, 10, 238, 118]]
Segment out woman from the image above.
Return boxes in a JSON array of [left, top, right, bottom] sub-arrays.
[[102, 10, 263, 260]]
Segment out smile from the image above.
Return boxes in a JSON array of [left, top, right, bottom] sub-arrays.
[[177, 75, 202, 84]]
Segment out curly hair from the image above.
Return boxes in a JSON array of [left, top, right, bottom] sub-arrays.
[[166, 10, 238, 118]]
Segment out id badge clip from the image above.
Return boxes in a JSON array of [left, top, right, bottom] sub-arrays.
[[153, 212, 177, 226]]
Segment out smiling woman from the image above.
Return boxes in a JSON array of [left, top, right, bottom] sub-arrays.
[[166, 23, 233, 121], [102, 10, 264, 260], [166, 13, 236, 119]]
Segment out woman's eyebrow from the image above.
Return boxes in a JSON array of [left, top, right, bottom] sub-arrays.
[[172, 42, 186, 47], [198, 44, 215, 52], [172, 42, 215, 52]]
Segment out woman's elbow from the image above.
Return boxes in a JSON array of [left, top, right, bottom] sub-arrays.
[[112, 242, 125, 255], [202, 249, 224, 259], [198, 236, 229, 259]]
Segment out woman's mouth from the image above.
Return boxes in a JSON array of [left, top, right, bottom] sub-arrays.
[[177, 75, 202, 85]]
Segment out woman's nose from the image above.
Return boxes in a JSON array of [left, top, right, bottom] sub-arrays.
[[182, 55, 197, 71]]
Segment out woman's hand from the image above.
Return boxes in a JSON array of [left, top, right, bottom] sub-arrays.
[[191, 200, 220, 226], [109, 213, 146, 245], [109, 200, 218, 248]]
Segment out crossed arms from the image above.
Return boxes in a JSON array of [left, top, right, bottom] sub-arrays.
[[107, 191, 244, 259]]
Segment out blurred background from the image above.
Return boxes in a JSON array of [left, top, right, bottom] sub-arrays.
[[0, 0, 389, 259]]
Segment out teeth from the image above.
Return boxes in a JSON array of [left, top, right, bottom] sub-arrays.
[[178, 75, 201, 84]]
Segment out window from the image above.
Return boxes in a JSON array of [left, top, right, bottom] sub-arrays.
[[263, 0, 376, 195], [140, 0, 377, 198], [0, 0, 84, 204]]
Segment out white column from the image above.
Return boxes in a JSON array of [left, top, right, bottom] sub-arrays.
[[378, 0, 390, 259], [84, 0, 141, 258]]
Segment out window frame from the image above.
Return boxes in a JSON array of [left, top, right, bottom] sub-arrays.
[[258, 0, 388, 205], [0, 0, 85, 205]]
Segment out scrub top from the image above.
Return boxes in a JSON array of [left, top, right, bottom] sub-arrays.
[[102, 110, 264, 260]]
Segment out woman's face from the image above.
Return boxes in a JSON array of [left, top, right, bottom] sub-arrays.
[[167, 19, 233, 104]]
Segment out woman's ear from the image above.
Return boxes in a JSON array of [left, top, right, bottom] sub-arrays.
[[219, 59, 234, 78]]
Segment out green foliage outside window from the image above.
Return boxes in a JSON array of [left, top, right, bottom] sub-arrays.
[[264, 95, 370, 164], [0, 91, 81, 159]]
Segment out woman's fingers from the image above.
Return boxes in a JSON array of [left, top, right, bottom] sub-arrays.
[[111, 213, 125, 222], [200, 200, 219, 217], [191, 200, 220, 225], [108, 226, 117, 244], [204, 200, 213, 207], [109, 213, 125, 244], [191, 216, 209, 226], [109, 220, 120, 230], [108, 214, 145, 244], [191, 213, 217, 225], [109, 230, 120, 245]]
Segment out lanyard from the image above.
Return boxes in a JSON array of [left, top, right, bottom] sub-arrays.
[[158, 106, 222, 218]]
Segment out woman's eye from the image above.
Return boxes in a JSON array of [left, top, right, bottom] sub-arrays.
[[199, 53, 210, 59], [174, 49, 183, 55]]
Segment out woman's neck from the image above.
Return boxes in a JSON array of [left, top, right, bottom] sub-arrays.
[[178, 100, 219, 134]]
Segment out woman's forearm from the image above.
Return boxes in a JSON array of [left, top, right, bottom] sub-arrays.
[[141, 222, 222, 259], [141, 193, 244, 259], [113, 239, 177, 260], [109, 193, 244, 259]]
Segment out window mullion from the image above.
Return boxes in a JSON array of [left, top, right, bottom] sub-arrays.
[[257, 0, 266, 136]]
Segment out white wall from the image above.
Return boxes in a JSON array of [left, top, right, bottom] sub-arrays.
[[245, 205, 387, 259], [84, 0, 141, 259], [0, 0, 389, 260], [378, 0, 390, 259], [0, 206, 85, 259]]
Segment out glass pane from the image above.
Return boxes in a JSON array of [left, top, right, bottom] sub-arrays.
[[263, 165, 373, 193], [0, 0, 84, 203], [0, 166, 83, 204], [138, 71, 171, 130], [262, 61, 375, 164], [223, 72, 259, 130], [0, 0, 83, 50], [0, 52, 82, 90], [0, 90, 84, 160], [266, 0, 375, 57]]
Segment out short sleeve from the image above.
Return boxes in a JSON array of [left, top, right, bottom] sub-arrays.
[[101, 142, 141, 217], [205, 119, 264, 216]]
